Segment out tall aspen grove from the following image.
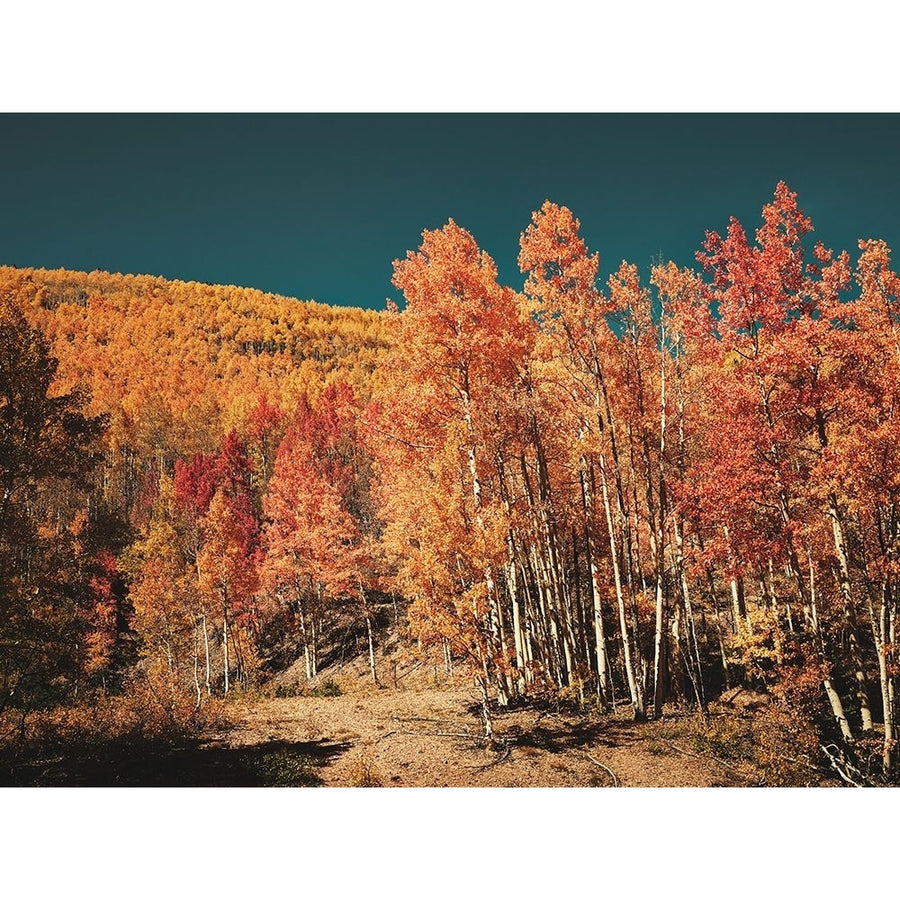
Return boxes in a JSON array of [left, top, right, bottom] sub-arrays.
[[2, 182, 898, 787]]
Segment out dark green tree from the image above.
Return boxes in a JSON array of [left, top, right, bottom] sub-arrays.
[[0, 298, 108, 711]]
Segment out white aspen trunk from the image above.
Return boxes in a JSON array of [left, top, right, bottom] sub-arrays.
[[202, 613, 211, 696], [625, 488, 649, 703], [599, 453, 643, 718], [652, 326, 668, 719], [589, 553, 610, 704], [671, 601, 684, 704], [506, 552, 530, 688], [887, 602, 896, 775], [810, 561, 852, 742], [828, 501, 874, 731], [233, 624, 246, 688], [357, 578, 378, 686], [581, 461, 610, 706], [461, 380, 505, 705], [879, 598, 894, 773], [674, 518, 705, 710], [699, 559, 731, 689], [299, 601, 312, 681], [491, 575, 513, 703], [518, 560, 536, 674], [478, 660, 494, 739], [652, 571, 665, 718], [222, 600, 229, 696], [869, 580, 895, 775], [193, 623, 202, 709], [310, 612, 318, 680], [530, 542, 562, 685], [311, 583, 323, 680], [366, 613, 377, 685], [520, 435, 572, 688], [722, 527, 746, 634]]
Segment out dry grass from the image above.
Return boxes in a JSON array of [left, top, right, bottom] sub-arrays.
[[347, 751, 383, 787]]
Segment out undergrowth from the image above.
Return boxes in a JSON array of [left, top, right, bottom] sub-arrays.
[[0, 666, 232, 784], [347, 750, 382, 787], [274, 678, 343, 699], [254, 748, 322, 786], [689, 701, 823, 786]]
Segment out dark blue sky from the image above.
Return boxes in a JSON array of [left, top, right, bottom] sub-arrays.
[[1, 114, 898, 310]]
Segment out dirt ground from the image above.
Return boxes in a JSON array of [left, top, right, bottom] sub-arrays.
[[196, 643, 763, 787], [2, 640, 784, 787], [215, 687, 753, 787]]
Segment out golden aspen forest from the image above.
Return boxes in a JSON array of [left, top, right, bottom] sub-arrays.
[[2, 182, 900, 789]]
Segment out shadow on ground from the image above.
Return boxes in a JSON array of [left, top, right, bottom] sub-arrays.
[[501, 716, 614, 754], [1, 736, 352, 787], [484, 697, 671, 756]]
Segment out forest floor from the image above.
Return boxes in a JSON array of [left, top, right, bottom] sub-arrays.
[[4, 633, 799, 787], [212, 683, 754, 788]]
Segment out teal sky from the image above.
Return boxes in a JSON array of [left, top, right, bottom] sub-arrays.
[[1, 114, 898, 310]]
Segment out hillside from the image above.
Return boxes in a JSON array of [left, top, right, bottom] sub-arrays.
[[0, 262, 391, 738], [0, 265, 391, 461]]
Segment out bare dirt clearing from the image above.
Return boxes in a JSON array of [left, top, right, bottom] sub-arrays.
[[212, 687, 748, 787], [2, 645, 801, 787], [200, 647, 766, 788]]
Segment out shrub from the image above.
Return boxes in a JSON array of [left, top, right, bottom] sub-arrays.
[[348, 751, 382, 787], [311, 679, 342, 698], [255, 748, 321, 786]]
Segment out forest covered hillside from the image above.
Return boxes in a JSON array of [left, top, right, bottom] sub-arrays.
[[1, 265, 391, 460], [0, 264, 392, 746]]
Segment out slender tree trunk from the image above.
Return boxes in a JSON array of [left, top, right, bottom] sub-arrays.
[[582, 460, 610, 706], [722, 527, 746, 633], [299, 600, 312, 681], [652, 571, 666, 717], [809, 560, 852, 742], [477, 665, 494, 739], [194, 622, 202, 709], [867, 577, 896, 775], [506, 545, 530, 688], [202, 613, 211, 696], [222, 597, 229, 696], [674, 517, 705, 710], [461, 378, 506, 706], [887, 599, 896, 775], [366, 611, 377, 685], [599, 453, 644, 719], [827, 497, 874, 731], [692, 527, 731, 689], [651, 330, 669, 718]]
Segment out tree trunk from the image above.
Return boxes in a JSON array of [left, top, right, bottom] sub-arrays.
[[202, 613, 211, 696], [222, 600, 229, 696], [193, 622, 202, 709], [477, 665, 494, 739], [827, 497, 874, 731], [582, 461, 610, 707], [674, 518, 705, 710], [868, 578, 896, 775], [461, 378, 506, 705], [599, 453, 644, 719], [810, 560, 852, 742]]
